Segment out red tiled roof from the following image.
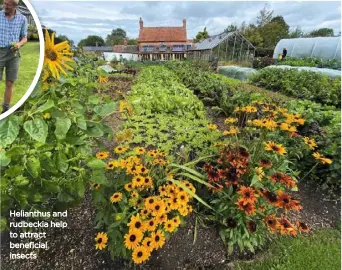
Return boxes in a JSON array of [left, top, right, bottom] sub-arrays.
[[139, 27, 187, 42]]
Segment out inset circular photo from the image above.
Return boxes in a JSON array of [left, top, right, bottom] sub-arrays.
[[0, 0, 44, 119]]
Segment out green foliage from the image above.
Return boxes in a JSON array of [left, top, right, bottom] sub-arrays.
[[277, 57, 341, 70], [0, 54, 115, 231], [193, 27, 209, 43], [105, 28, 126, 46], [308, 28, 334, 37], [78, 35, 105, 47], [250, 68, 341, 107], [235, 229, 341, 270]]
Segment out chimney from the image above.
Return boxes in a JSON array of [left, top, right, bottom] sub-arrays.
[[183, 19, 186, 29], [139, 17, 143, 29], [123, 38, 127, 46]]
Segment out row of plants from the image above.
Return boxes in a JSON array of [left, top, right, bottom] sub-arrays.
[[252, 56, 341, 70], [0, 31, 115, 230], [166, 61, 340, 189], [277, 57, 341, 70], [250, 68, 341, 107], [91, 66, 335, 264]]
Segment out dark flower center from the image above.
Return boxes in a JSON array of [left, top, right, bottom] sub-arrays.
[[46, 49, 58, 61], [149, 199, 154, 204], [137, 251, 143, 257], [135, 222, 141, 229], [130, 235, 136, 242], [97, 238, 102, 243], [155, 235, 160, 241], [155, 205, 160, 211], [283, 198, 290, 204]]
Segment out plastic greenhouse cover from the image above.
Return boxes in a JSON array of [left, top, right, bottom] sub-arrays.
[[217, 66, 259, 81], [99, 65, 117, 73], [264, 65, 341, 78], [273, 37, 341, 60]]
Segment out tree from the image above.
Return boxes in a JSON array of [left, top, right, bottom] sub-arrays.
[[288, 26, 304, 38], [105, 28, 127, 46], [256, 3, 274, 27], [57, 35, 74, 47], [260, 16, 289, 48], [308, 28, 334, 37], [193, 27, 209, 43], [127, 39, 138, 45], [224, 23, 238, 33], [78, 35, 105, 47]]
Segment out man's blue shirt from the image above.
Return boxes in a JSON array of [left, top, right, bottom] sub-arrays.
[[0, 10, 27, 47]]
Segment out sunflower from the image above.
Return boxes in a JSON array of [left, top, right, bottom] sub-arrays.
[[172, 216, 181, 227], [140, 208, 151, 217], [128, 214, 145, 231], [125, 183, 133, 192], [237, 186, 257, 204], [156, 213, 167, 224], [303, 137, 317, 150], [134, 165, 149, 175], [145, 218, 158, 232], [150, 230, 165, 250], [264, 141, 287, 155], [44, 29, 73, 79], [99, 76, 109, 84], [208, 124, 217, 130], [124, 229, 143, 250], [110, 192, 122, 203], [114, 145, 129, 154], [164, 220, 176, 232], [236, 198, 256, 215], [223, 126, 240, 135], [145, 197, 157, 210], [96, 151, 109, 160], [158, 185, 168, 196], [178, 205, 190, 216], [91, 183, 100, 190], [259, 159, 272, 169], [264, 215, 279, 232], [224, 117, 238, 124], [151, 200, 166, 217], [106, 160, 119, 170], [296, 221, 310, 233], [132, 245, 150, 264], [95, 232, 108, 250], [143, 176, 153, 188], [131, 191, 139, 199], [312, 152, 333, 164], [135, 147, 146, 155], [246, 221, 257, 233], [142, 237, 154, 252], [255, 167, 265, 181], [177, 191, 190, 205], [170, 196, 180, 210], [132, 175, 144, 188]]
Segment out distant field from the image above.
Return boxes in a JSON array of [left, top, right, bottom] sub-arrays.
[[0, 42, 40, 106]]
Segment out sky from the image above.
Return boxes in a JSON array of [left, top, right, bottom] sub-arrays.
[[29, 1, 341, 45]]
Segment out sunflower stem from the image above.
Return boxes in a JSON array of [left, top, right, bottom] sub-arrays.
[[299, 162, 319, 182]]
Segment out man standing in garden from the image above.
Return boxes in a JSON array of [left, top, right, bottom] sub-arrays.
[[281, 48, 287, 61], [0, 0, 27, 113]]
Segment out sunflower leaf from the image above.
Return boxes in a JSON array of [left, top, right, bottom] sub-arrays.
[[168, 163, 205, 179], [176, 172, 214, 188]]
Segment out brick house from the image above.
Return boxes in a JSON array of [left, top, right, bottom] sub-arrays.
[[138, 18, 192, 61]]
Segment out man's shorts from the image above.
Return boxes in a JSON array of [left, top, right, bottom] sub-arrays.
[[0, 48, 20, 82]]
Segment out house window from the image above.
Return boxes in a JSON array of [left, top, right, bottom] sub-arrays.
[[142, 45, 154, 52], [172, 45, 185, 52]]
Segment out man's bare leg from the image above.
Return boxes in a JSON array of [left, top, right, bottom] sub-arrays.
[[2, 80, 13, 112]]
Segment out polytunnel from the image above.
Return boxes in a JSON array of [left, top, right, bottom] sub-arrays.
[[273, 37, 341, 60]]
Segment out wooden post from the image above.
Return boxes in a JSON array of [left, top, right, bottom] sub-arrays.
[[246, 44, 250, 61], [225, 38, 228, 61], [239, 38, 244, 61]]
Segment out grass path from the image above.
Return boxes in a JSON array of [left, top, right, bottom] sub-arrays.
[[0, 42, 40, 106]]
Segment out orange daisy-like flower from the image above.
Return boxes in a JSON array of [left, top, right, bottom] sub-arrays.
[[259, 159, 272, 169], [96, 151, 109, 160], [275, 191, 302, 212], [312, 152, 333, 164], [264, 141, 287, 155], [150, 230, 165, 250], [128, 214, 145, 231], [296, 221, 310, 233], [114, 145, 129, 154], [279, 218, 297, 236], [208, 124, 217, 130], [264, 215, 279, 232], [132, 175, 144, 188], [135, 147, 146, 155], [236, 198, 256, 215], [270, 172, 297, 189], [124, 228, 143, 250], [303, 137, 317, 150], [246, 220, 257, 233], [237, 186, 257, 204], [91, 183, 100, 190], [259, 188, 277, 204], [110, 192, 123, 203]]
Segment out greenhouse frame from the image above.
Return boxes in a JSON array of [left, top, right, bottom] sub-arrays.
[[273, 37, 341, 60], [187, 31, 255, 61]]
